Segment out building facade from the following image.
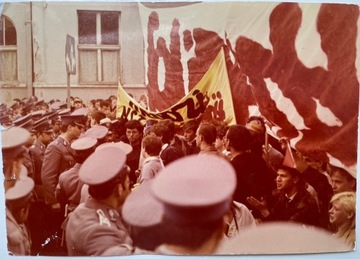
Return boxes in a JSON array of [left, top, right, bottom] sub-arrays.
[[0, 2, 146, 105]]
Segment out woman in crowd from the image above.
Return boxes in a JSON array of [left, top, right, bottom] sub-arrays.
[[328, 191, 356, 249]]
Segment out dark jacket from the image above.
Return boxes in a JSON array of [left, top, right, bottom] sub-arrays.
[[267, 188, 320, 227], [160, 144, 184, 166], [231, 152, 275, 208]]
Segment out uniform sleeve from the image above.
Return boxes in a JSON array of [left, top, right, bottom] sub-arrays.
[[86, 226, 133, 256], [41, 144, 62, 205], [55, 178, 67, 207], [67, 214, 133, 256]]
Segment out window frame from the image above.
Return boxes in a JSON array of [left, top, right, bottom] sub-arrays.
[[0, 15, 18, 84], [77, 10, 121, 85]]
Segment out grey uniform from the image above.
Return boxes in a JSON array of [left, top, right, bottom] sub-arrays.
[[41, 136, 75, 205], [29, 140, 46, 186], [66, 198, 133, 256], [6, 208, 32, 255], [55, 163, 83, 208]]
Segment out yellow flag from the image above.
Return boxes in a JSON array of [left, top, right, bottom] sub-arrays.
[[116, 49, 236, 125]]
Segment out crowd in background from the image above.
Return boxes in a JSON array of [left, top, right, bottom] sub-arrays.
[[1, 93, 356, 255]]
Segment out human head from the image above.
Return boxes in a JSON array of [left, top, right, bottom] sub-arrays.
[[60, 114, 87, 140], [33, 119, 54, 146], [67, 96, 75, 108], [6, 176, 34, 224], [157, 119, 175, 141], [246, 116, 266, 151], [183, 119, 199, 143], [80, 146, 131, 206], [90, 111, 106, 126], [276, 165, 304, 194], [329, 191, 356, 229], [109, 95, 117, 108], [142, 135, 162, 157], [150, 155, 236, 254], [143, 119, 158, 136], [211, 120, 229, 151], [125, 120, 143, 146], [195, 122, 217, 148], [99, 100, 111, 116], [329, 167, 356, 194], [71, 137, 98, 164], [2, 127, 30, 191], [151, 123, 172, 144], [246, 116, 266, 135], [224, 124, 252, 152], [48, 112, 61, 134], [121, 182, 164, 251], [73, 97, 83, 110]]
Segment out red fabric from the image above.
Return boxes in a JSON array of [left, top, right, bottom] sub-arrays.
[[144, 3, 359, 168]]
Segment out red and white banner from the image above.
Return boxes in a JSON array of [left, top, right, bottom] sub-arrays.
[[138, 2, 359, 176]]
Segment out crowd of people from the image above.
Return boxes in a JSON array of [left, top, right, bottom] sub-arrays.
[[1, 94, 356, 255]]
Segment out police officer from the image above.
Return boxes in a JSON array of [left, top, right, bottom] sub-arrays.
[[121, 154, 237, 255], [27, 118, 55, 254], [29, 118, 54, 191], [12, 114, 36, 179], [41, 113, 86, 237], [6, 176, 35, 255], [78, 140, 133, 203], [66, 145, 133, 256], [55, 137, 98, 210], [2, 126, 30, 192]]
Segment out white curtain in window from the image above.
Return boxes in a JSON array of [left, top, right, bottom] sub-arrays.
[[102, 50, 118, 83], [0, 51, 17, 81], [79, 50, 97, 83]]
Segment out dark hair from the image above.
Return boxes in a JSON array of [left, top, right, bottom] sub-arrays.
[[277, 165, 306, 190], [125, 120, 143, 133], [278, 165, 300, 177], [198, 123, 217, 145], [247, 116, 265, 129], [91, 111, 106, 124], [226, 125, 253, 152], [330, 166, 356, 181], [210, 120, 228, 140], [73, 148, 95, 164], [158, 119, 175, 139], [88, 166, 129, 200], [183, 119, 199, 132], [108, 119, 127, 141], [142, 135, 162, 156], [60, 122, 70, 133], [151, 124, 171, 144], [100, 100, 111, 108]]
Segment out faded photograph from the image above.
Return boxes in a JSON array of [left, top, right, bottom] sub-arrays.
[[0, 1, 358, 257]]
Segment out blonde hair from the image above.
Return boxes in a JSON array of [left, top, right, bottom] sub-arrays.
[[330, 191, 356, 216]]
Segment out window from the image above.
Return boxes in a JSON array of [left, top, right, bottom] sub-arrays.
[[78, 10, 120, 84], [0, 15, 17, 83]]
